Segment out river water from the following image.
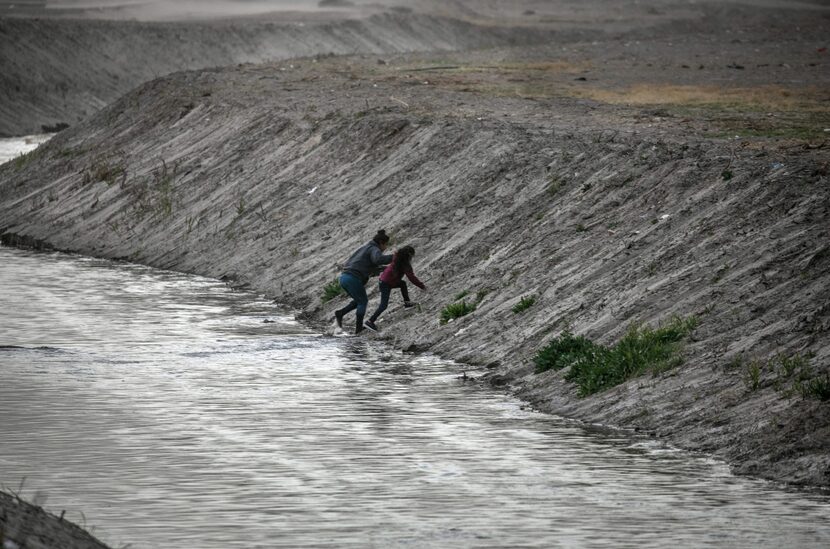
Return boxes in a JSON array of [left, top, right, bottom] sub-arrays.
[[1, 247, 830, 548], [0, 134, 52, 165]]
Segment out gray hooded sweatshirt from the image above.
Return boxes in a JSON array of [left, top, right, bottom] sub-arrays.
[[342, 240, 393, 284]]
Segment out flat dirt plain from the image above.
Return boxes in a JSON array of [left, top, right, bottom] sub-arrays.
[[1, 0, 829, 546]]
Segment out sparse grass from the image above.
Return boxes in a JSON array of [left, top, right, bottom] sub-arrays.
[[152, 160, 176, 217], [236, 197, 246, 216], [726, 354, 745, 371], [13, 150, 36, 170], [715, 125, 828, 141], [453, 290, 469, 301], [547, 176, 562, 196], [575, 84, 830, 112], [534, 315, 699, 397], [744, 359, 762, 392], [775, 353, 811, 379], [84, 156, 126, 186], [768, 353, 827, 400], [512, 295, 537, 314], [733, 352, 825, 399], [721, 169, 733, 181], [440, 299, 476, 324], [800, 373, 830, 401], [321, 279, 345, 303], [575, 223, 588, 232], [185, 216, 196, 234]]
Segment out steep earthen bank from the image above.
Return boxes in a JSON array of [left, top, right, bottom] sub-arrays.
[[0, 491, 111, 549], [0, 11, 557, 137], [1, 52, 828, 488]]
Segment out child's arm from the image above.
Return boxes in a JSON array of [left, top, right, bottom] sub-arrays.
[[405, 268, 426, 290]]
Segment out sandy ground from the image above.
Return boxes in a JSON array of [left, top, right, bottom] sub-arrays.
[[0, 0, 829, 546]]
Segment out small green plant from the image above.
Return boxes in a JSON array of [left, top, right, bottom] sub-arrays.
[[321, 279, 345, 303], [547, 176, 562, 196], [440, 300, 476, 324], [84, 156, 126, 186], [575, 223, 587, 232], [533, 315, 699, 396], [453, 290, 469, 301], [800, 373, 830, 401], [768, 352, 819, 399], [774, 353, 810, 378], [186, 216, 196, 234], [721, 169, 733, 181], [744, 360, 762, 392], [152, 160, 176, 217], [236, 197, 246, 216], [475, 288, 490, 302], [534, 331, 599, 374], [725, 354, 744, 370], [256, 203, 269, 223], [512, 295, 537, 314]]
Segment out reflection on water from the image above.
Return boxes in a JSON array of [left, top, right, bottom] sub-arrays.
[[1, 246, 829, 548]]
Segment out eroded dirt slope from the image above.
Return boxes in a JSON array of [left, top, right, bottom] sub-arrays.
[[0, 491, 111, 549], [0, 11, 555, 136]]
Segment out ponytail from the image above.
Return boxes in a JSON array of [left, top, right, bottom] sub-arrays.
[[373, 229, 390, 245]]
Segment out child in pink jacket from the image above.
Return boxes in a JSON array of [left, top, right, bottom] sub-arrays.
[[365, 245, 426, 332]]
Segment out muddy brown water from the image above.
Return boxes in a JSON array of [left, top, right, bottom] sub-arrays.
[[1, 246, 830, 548]]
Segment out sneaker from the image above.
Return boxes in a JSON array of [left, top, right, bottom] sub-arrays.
[[355, 325, 365, 335], [364, 320, 380, 333], [334, 311, 343, 329], [403, 301, 417, 309]]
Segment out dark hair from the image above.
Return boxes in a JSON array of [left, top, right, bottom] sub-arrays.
[[373, 229, 390, 245], [393, 245, 415, 276]]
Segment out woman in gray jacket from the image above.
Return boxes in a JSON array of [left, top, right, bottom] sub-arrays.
[[334, 229, 392, 334]]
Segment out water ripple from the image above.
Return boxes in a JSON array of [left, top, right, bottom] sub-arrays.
[[1, 246, 829, 549]]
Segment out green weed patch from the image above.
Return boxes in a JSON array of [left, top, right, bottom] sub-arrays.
[[440, 299, 476, 324], [321, 279, 345, 303], [534, 316, 699, 396], [512, 295, 537, 314]]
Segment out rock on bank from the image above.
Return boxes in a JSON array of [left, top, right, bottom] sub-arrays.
[[1, 60, 828, 487]]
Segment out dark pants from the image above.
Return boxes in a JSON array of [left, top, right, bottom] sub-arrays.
[[337, 273, 368, 330], [369, 281, 410, 323]]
